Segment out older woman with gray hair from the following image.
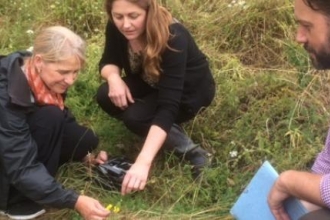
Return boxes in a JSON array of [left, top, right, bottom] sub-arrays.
[[0, 26, 110, 220]]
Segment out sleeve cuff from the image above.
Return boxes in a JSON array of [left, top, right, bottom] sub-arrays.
[[320, 174, 330, 208], [66, 190, 79, 209]]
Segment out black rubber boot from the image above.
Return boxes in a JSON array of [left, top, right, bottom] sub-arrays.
[[163, 124, 212, 179]]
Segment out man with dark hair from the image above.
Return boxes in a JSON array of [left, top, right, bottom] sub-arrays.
[[267, 0, 330, 219]]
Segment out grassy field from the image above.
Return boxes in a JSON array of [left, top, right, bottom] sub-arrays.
[[1, 0, 330, 219]]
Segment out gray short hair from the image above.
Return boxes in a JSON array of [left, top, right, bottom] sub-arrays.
[[32, 26, 86, 66]]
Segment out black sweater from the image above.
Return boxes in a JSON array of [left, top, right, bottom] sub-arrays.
[[99, 21, 215, 132]]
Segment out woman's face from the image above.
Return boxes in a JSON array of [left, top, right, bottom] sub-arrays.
[[111, 0, 147, 41], [35, 55, 81, 94]]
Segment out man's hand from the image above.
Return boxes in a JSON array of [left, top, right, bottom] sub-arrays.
[[75, 195, 110, 220], [268, 175, 291, 220], [268, 170, 324, 220]]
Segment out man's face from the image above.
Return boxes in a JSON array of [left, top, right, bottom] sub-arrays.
[[294, 0, 330, 69]]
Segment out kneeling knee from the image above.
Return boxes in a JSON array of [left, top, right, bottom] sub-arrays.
[[96, 83, 109, 106], [33, 106, 65, 128]]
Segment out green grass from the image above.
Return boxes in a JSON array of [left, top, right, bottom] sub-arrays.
[[1, 0, 330, 219]]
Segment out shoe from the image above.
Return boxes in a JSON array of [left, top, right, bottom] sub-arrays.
[[163, 124, 213, 180], [0, 210, 6, 216], [3, 200, 45, 220], [183, 145, 213, 180]]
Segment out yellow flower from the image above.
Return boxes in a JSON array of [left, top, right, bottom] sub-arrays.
[[106, 204, 121, 213], [106, 204, 113, 211], [113, 206, 120, 213]]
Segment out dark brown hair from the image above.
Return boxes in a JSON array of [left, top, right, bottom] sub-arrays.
[[303, 0, 330, 17]]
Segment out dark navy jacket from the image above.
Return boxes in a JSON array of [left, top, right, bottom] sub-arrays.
[[0, 52, 78, 210]]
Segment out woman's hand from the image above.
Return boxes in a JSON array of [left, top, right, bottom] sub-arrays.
[[119, 125, 167, 195], [75, 195, 110, 220], [121, 161, 151, 195], [107, 74, 134, 110], [94, 151, 108, 165], [83, 151, 108, 165]]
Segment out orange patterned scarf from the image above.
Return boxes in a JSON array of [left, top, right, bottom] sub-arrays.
[[24, 59, 64, 110]]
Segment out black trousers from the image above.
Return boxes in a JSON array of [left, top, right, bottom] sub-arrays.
[[8, 106, 98, 205], [96, 75, 196, 137], [299, 209, 330, 220]]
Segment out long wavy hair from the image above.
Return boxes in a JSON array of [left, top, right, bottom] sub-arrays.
[[105, 0, 173, 80]]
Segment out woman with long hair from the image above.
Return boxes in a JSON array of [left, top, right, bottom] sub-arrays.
[[97, 0, 216, 195]]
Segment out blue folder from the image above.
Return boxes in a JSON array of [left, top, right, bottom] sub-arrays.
[[230, 161, 308, 220]]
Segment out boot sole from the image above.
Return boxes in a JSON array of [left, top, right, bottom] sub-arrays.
[[6, 209, 46, 220]]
